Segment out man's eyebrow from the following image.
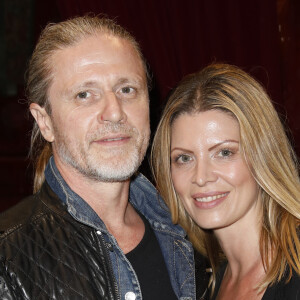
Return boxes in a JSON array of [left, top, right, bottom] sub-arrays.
[[65, 81, 100, 94], [115, 77, 144, 86], [75, 80, 100, 89]]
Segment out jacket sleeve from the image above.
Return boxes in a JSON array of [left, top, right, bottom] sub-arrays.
[[0, 264, 17, 300]]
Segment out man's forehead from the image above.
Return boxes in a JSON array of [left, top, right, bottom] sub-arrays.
[[52, 34, 140, 63], [49, 33, 146, 79], [46, 33, 148, 103]]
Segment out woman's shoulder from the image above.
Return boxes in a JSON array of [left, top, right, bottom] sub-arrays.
[[263, 270, 300, 300]]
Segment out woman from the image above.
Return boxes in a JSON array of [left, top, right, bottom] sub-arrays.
[[151, 64, 300, 299]]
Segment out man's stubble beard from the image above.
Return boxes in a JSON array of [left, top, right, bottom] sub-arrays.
[[52, 123, 150, 182]]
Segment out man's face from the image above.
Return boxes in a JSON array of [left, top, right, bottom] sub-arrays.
[[35, 34, 150, 182]]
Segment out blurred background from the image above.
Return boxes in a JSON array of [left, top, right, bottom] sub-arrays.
[[0, 0, 299, 212]]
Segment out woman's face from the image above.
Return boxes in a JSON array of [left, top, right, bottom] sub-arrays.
[[171, 110, 260, 232]]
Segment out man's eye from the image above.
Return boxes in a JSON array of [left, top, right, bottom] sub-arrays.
[[76, 91, 91, 99], [121, 86, 134, 94]]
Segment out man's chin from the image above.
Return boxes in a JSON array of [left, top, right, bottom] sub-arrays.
[[59, 147, 145, 182], [83, 167, 139, 183], [75, 157, 142, 182]]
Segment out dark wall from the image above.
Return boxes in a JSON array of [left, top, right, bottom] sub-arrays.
[[0, 0, 299, 212]]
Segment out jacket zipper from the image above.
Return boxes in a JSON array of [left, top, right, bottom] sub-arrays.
[[97, 230, 120, 300]]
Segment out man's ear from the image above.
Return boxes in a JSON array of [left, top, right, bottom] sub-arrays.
[[30, 103, 55, 142]]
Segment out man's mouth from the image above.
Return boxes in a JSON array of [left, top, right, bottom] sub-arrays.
[[93, 134, 131, 145], [102, 137, 128, 142]]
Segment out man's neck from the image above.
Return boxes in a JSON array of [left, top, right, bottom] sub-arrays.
[[53, 156, 145, 253], [54, 157, 130, 224]]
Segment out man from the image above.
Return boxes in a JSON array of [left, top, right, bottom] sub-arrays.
[[0, 16, 196, 299]]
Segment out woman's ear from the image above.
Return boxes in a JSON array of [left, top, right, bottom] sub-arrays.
[[30, 103, 55, 142]]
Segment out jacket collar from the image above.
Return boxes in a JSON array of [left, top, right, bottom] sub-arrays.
[[44, 156, 186, 237], [129, 173, 186, 237]]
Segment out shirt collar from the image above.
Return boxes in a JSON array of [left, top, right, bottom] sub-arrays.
[[44, 156, 186, 237], [45, 156, 107, 231]]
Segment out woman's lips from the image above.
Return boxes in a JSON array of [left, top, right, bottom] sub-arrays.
[[192, 192, 229, 209], [194, 192, 228, 203]]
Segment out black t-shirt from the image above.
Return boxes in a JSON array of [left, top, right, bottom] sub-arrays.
[[126, 214, 177, 300]]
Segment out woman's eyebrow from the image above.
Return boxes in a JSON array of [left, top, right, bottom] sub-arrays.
[[170, 147, 193, 154], [208, 140, 239, 151]]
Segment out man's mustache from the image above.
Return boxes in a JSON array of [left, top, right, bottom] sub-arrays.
[[87, 123, 137, 141]]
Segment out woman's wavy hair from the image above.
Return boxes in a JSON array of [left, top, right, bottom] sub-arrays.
[[26, 15, 150, 192], [151, 63, 300, 292]]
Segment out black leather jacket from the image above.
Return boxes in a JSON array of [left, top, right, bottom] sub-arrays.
[[0, 182, 118, 300]]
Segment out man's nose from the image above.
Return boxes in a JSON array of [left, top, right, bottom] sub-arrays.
[[98, 92, 126, 123], [192, 159, 217, 186]]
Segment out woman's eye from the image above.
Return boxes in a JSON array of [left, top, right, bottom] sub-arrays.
[[175, 154, 192, 164], [76, 91, 91, 99], [217, 149, 233, 158]]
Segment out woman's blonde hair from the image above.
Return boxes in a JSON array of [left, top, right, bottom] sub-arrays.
[[151, 63, 300, 292], [26, 15, 149, 192]]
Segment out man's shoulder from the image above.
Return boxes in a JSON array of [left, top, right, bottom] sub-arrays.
[[0, 184, 85, 262], [0, 194, 41, 235], [0, 182, 68, 237], [0, 185, 117, 299]]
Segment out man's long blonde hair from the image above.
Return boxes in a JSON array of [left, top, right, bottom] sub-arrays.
[[151, 63, 300, 293], [26, 15, 149, 192]]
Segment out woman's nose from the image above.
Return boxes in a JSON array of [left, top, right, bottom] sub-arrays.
[[192, 159, 218, 186]]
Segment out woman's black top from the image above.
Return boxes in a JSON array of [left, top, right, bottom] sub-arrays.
[[206, 263, 300, 300]]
